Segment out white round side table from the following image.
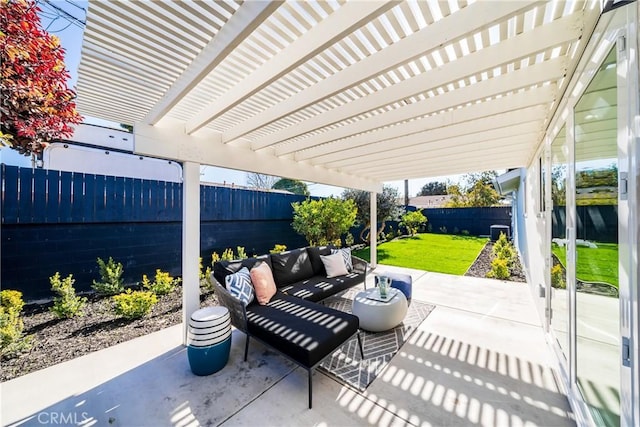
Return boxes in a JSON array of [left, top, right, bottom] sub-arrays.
[[352, 288, 408, 332]]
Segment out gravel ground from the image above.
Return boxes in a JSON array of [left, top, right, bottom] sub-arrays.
[[464, 241, 527, 282], [1, 286, 217, 382]]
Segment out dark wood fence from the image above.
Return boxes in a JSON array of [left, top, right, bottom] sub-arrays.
[[1, 165, 308, 300]]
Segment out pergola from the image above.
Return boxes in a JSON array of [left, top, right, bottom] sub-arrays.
[[74, 0, 602, 336]]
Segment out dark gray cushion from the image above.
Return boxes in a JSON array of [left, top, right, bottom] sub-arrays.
[[270, 248, 314, 287], [246, 291, 359, 367], [306, 246, 333, 276], [213, 255, 272, 286], [280, 273, 365, 302]]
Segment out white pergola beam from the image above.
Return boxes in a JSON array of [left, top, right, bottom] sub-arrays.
[[133, 123, 381, 192], [221, 0, 535, 143], [375, 148, 531, 181], [340, 129, 541, 174], [252, 12, 581, 152], [297, 85, 556, 162], [289, 55, 564, 160], [383, 159, 527, 181], [143, 1, 281, 125], [186, 0, 399, 135], [313, 106, 547, 168]]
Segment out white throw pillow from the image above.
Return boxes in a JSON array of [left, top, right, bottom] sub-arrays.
[[331, 247, 353, 272], [320, 253, 349, 278]]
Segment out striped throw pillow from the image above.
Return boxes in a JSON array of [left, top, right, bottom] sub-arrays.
[[331, 248, 353, 272], [225, 267, 254, 305]]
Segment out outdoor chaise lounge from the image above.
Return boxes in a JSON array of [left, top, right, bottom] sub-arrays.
[[211, 246, 368, 408]]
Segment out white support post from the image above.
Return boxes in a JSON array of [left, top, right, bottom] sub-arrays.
[[370, 191, 377, 269], [182, 161, 201, 345]]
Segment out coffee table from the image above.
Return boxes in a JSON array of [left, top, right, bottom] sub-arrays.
[[352, 287, 408, 332]]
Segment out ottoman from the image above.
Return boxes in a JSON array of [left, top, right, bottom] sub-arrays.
[[352, 288, 408, 332], [187, 306, 231, 376], [376, 272, 413, 305]]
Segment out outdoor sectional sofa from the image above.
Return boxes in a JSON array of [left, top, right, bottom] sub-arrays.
[[211, 246, 368, 408]]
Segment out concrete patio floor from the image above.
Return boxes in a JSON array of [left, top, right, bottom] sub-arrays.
[[1, 267, 575, 427]]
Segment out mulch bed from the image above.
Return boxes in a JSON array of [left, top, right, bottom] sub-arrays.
[[464, 241, 526, 282], [1, 286, 217, 383]]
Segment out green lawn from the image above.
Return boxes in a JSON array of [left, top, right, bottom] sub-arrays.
[[552, 243, 619, 288], [353, 233, 488, 275]]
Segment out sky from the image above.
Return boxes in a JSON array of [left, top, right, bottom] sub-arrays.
[[0, 0, 475, 198]]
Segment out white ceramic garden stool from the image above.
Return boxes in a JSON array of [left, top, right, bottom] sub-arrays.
[[352, 288, 408, 332], [187, 306, 231, 376]]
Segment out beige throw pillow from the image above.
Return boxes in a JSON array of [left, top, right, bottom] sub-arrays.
[[250, 262, 277, 305], [320, 253, 349, 278]]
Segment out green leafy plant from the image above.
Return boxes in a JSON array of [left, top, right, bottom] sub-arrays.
[[345, 232, 355, 247], [142, 269, 180, 296], [221, 248, 234, 261], [551, 264, 566, 289], [92, 257, 125, 296], [211, 252, 221, 264], [400, 210, 428, 236], [486, 258, 510, 280], [1, 290, 33, 357], [236, 246, 247, 260], [269, 244, 287, 254], [341, 186, 404, 242], [461, 230, 470, 236], [50, 272, 87, 319], [199, 257, 213, 290], [439, 226, 448, 234], [492, 233, 516, 265], [112, 289, 157, 319], [292, 197, 357, 246]]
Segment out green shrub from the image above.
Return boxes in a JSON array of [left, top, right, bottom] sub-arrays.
[[92, 257, 125, 296], [345, 233, 355, 247], [269, 244, 287, 254], [400, 210, 428, 236], [461, 230, 470, 236], [142, 269, 180, 295], [427, 223, 433, 233], [439, 226, 447, 234], [199, 257, 213, 290], [221, 248, 234, 261], [1, 289, 24, 313], [1, 290, 33, 357], [236, 246, 247, 259], [113, 289, 157, 319], [291, 197, 357, 246], [492, 232, 516, 265], [551, 264, 566, 289], [486, 258, 510, 280], [50, 272, 87, 319]]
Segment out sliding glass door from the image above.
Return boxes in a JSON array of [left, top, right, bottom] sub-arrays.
[[573, 47, 620, 426]]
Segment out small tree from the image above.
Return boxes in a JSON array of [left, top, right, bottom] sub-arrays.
[[50, 273, 87, 318], [292, 197, 357, 246], [445, 171, 502, 207], [272, 178, 310, 196], [342, 186, 403, 242], [246, 173, 278, 190], [0, 0, 83, 155], [417, 181, 448, 196], [400, 210, 428, 236], [93, 257, 125, 296]]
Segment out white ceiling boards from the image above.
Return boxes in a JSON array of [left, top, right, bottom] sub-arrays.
[[76, 0, 602, 192]]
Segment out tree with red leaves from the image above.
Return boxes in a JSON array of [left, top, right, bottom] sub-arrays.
[[0, 0, 82, 156]]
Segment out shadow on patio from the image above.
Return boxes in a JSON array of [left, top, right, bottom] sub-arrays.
[[1, 268, 574, 427]]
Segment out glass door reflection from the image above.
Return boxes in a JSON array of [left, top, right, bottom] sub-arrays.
[[574, 47, 619, 426], [550, 125, 569, 361]]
